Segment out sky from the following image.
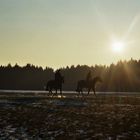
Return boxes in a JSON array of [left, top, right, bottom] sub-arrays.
[[0, 0, 140, 69]]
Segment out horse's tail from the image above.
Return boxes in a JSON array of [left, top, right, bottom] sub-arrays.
[[76, 82, 80, 92], [44, 85, 48, 91], [44, 85, 47, 91], [45, 82, 50, 91]]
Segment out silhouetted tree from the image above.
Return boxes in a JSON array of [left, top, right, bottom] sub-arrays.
[[0, 59, 140, 91]]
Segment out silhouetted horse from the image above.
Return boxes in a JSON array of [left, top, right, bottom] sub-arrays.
[[46, 76, 64, 96], [76, 76, 102, 95]]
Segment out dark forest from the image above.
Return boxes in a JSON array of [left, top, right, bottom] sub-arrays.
[[0, 59, 140, 92]]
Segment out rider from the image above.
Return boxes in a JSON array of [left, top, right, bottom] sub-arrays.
[[86, 71, 92, 83], [55, 69, 62, 83]]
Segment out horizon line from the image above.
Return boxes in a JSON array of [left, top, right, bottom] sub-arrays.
[[0, 58, 139, 70]]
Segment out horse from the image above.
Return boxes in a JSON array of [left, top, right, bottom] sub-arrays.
[[46, 76, 64, 96], [76, 76, 102, 95]]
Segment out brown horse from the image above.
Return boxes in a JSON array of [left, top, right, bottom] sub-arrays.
[[46, 76, 64, 96], [76, 76, 102, 95]]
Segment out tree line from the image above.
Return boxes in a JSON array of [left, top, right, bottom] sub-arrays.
[[0, 59, 140, 92]]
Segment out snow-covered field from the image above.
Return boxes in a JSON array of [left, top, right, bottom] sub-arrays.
[[0, 91, 140, 140]]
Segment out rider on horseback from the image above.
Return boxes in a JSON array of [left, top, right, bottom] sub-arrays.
[[86, 71, 92, 82], [86, 71, 92, 88], [46, 69, 64, 95], [55, 69, 62, 83]]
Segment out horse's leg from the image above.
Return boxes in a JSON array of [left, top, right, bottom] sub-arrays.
[[92, 87, 96, 96], [77, 84, 81, 97], [78, 90, 80, 97], [51, 89, 55, 97], [81, 88, 84, 96], [77, 87, 80, 97], [79, 89, 82, 96], [81, 88, 87, 100], [48, 89, 51, 96], [50, 89, 53, 94], [79, 88, 81, 95], [60, 87, 63, 97], [88, 88, 91, 95], [51, 91, 54, 97], [76, 86, 80, 92], [77, 88, 80, 97], [48, 87, 51, 96]]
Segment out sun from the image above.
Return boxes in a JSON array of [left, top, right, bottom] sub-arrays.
[[111, 41, 125, 53]]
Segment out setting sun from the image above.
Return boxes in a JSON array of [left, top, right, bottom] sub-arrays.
[[111, 41, 125, 53]]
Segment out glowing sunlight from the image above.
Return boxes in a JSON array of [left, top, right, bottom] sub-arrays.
[[111, 40, 125, 53]]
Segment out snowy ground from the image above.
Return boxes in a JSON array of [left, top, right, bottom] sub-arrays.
[[0, 91, 140, 140]]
